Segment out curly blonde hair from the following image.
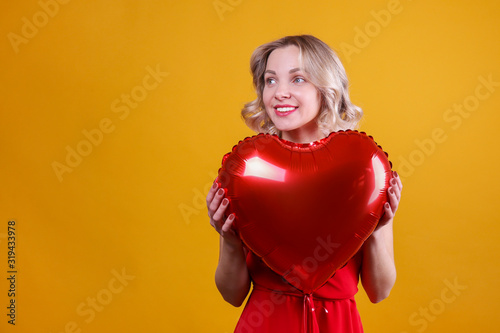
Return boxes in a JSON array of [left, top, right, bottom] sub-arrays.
[[242, 35, 363, 136]]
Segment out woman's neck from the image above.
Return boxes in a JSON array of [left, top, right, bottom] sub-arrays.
[[281, 126, 325, 144]]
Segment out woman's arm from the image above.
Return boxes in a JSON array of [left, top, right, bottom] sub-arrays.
[[360, 220, 396, 303], [360, 172, 402, 303], [207, 182, 251, 307], [215, 235, 251, 307]]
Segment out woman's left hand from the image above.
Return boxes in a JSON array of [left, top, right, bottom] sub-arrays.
[[377, 171, 403, 228]]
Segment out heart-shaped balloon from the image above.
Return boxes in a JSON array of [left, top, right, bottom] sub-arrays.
[[217, 130, 392, 293]]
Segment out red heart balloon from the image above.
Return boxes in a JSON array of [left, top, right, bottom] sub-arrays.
[[217, 130, 392, 293]]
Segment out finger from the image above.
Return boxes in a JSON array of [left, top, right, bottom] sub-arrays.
[[210, 220, 220, 232], [208, 188, 226, 215], [392, 171, 403, 191], [211, 216, 223, 233], [221, 213, 235, 234], [389, 172, 402, 201], [389, 181, 401, 201], [206, 182, 219, 208], [212, 197, 230, 222], [387, 186, 399, 213], [383, 202, 394, 220]]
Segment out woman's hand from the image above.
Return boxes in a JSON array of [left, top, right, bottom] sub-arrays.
[[361, 170, 401, 303], [377, 171, 403, 228], [206, 181, 242, 248], [208, 180, 250, 307]]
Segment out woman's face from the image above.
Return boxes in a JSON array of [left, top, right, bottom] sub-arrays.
[[263, 45, 322, 143]]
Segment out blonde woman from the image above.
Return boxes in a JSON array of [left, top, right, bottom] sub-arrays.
[[207, 35, 402, 332]]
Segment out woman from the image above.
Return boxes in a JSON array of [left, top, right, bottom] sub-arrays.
[[207, 35, 402, 332]]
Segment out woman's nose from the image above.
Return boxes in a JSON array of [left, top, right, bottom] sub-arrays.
[[275, 84, 291, 100]]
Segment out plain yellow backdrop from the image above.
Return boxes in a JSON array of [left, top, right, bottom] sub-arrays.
[[1, 0, 499, 332]]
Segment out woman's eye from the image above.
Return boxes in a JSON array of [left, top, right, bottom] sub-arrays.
[[294, 77, 305, 84], [266, 78, 276, 85]]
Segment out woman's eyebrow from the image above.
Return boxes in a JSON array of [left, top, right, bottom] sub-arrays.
[[264, 68, 302, 75]]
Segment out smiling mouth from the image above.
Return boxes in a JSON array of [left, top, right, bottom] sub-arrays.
[[274, 106, 298, 116], [273, 104, 298, 117], [275, 106, 297, 112]]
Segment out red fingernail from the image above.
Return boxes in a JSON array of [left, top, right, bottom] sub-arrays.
[[212, 182, 218, 190], [222, 198, 229, 205], [228, 214, 235, 220], [217, 188, 224, 196], [393, 171, 398, 178]]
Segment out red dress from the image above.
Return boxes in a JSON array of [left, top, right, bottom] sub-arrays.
[[234, 251, 364, 333]]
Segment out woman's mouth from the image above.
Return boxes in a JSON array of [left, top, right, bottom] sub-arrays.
[[274, 105, 298, 116]]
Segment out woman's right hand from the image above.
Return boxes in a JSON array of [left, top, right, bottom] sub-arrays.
[[206, 181, 242, 248]]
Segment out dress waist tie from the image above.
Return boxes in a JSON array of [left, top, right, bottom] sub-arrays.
[[253, 285, 348, 333], [302, 293, 319, 333]]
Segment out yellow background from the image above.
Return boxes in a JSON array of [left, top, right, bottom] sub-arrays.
[[1, 0, 499, 332]]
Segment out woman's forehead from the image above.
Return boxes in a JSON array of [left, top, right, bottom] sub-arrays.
[[266, 46, 304, 72]]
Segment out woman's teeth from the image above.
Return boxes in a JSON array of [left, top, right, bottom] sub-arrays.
[[276, 107, 296, 112]]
